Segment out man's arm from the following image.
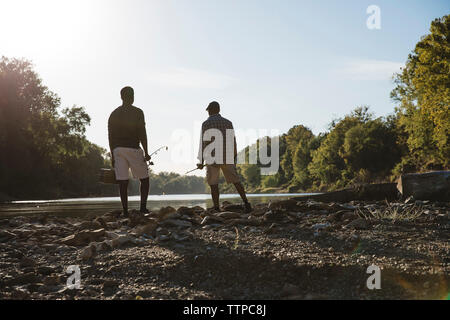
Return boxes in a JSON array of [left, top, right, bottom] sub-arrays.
[[197, 124, 204, 169], [137, 110, 150, 159], [108, 115, 115, 167]]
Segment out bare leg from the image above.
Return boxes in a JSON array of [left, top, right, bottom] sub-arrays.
[[118, 180, 129, 216], [140, 177, 149, 212], [233, 182, 252, 213], [210, 184, 220, 210], [233, 182, 248, 203]]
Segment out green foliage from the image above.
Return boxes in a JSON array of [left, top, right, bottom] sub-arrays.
[[308, 107, 401, 188], [242, 164, 261, 187], [391, 14, 450, 170], [0, 57, 113, 199], [261, 174, 280, 188], [148, 171, 206, 194]]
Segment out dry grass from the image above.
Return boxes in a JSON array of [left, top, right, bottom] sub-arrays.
[[357, 201, 424, 222]]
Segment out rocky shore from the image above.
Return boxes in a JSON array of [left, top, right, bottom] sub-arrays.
[[0, 198, 448, 300]]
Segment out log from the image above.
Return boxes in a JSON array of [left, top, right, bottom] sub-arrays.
[[397, 171, 450, 201], [293, 183, 398, 203]]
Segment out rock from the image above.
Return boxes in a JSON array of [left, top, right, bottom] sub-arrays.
[[312, 223, 331, 231], [105, 231, 120, 239], [92, 240, 113, 252], [326, 210, 348, 222], [103, 279, 119, 288], [264, 223, 278, 234], [268, 199, 300, 211], [0, 230, 16, 242], [60, 228, 105, 246], [404, 196, 415, 204], [172, 232, 192, 241], [263, 210, 284, 222], [158, 206, 177, 218], [10, 288, 30, 299], [225, 218, 247, 226], [156, 234, 170, 242], [102, 280, 119, 296], [134, 222, 157, 236], [216, 211, 242, 219], [77, 221, 96, 230], [43, 275, 61, 286], [128, 212, 150, 227], [251, 209, 267, 217], [342, 211, 358, 221], [346, 218, 370, 230], [27, 283, 45, 293], [37, 266, 55, 276], [94, 217, 108, 228], [340, 203, 357, 210], [12, 228, 34, 239], [192, 206, 205, 214], [161, 219, 192, 228], [80, 244, 97, 260], [5, 272, 39, 286], [281, 283, 301, 297], [201, 216, 225, 225], [221, 204, 244, 212], [106, 222, 121, 230], [111, 235, 133, 248], [177, 206, 196, 216], [19, 256, 36, 268], [246, 216, 264, 226], [37, 284, 60, 294]]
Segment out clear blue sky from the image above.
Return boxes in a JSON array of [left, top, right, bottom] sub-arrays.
[[1, 0, 448, 175]]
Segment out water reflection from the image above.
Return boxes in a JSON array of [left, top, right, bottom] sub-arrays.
[[0, 193, 315, 218]]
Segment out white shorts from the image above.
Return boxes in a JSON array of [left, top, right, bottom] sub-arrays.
[[113, 147, 149, 180]]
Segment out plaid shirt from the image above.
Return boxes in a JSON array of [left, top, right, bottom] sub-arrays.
[[198, 114, 236, 164]]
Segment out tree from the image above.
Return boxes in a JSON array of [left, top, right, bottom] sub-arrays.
[[391, 15, 450, 170], [0, 57, 110, 199]]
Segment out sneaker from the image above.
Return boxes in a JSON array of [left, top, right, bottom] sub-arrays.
[[244, 202, 253, 213], [140, 207, 150, 214]]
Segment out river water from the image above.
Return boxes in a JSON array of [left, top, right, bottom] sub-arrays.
[[0, 193, 316, 218]]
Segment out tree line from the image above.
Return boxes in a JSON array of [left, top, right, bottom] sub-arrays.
[[233, 15, 449, 193]]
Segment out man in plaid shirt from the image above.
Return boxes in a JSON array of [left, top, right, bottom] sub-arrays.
[[197, 101, 252, 213]]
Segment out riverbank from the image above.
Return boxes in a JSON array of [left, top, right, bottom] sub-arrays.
[[0, 198, 448, 299]]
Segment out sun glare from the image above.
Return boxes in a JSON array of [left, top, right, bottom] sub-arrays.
[[0, 0, 95, 57]]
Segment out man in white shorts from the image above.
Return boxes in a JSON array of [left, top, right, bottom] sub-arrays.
[[108, 87, 151, 216]]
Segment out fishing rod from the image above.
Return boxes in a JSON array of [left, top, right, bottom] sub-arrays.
[[184, 167, 199, 175], [149, 145, 168, 157], [147, 146, 168, 166]]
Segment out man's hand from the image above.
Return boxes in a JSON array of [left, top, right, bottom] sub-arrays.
[[197, 163, 204, 170], [144, 154, 151, 162]]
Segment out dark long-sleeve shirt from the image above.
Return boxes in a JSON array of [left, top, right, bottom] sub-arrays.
[[108, 105, 147, 151]]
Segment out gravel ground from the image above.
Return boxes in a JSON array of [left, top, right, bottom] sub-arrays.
[[0, 199, 448, 300]]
